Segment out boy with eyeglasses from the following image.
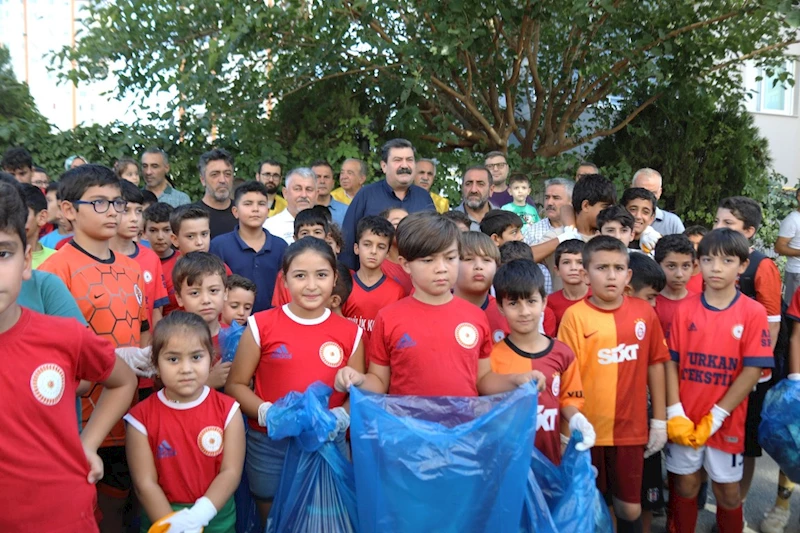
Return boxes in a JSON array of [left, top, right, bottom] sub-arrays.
[[41, 165, 149, 532]]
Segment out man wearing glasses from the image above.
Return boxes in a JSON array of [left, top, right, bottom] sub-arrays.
[[484, 151, 535, 208], [255, 159, 287, 218]]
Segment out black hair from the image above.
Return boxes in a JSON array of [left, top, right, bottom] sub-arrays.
[[597, 205, 635, 231], [576, 161, 599, 174], [582, 235, 629, 266], [356, 215, 395, 243], [380, 138, 415, 162], [226, 273, 257, 295], [332, 263, 353, 307], [654, 234, 696, 264], [620, 187, 657, 213], [499, 240, 533, 264], [310, 159, 333, 171], [20, 183, 47, 215], [257, 159, 282, 173], [58, 164, 121, 203], [46, 182, 60, 194], [396, 211, 461, 262], [170, 205, 209, 234], [309, 204, 333, 222], [293, 208, 330, 237], [507, 173, 530, 187], [33, 166, 48, 174], [442, 209, 471, 229], [697, 228, 750, 263], [0, 181, 28, 248], [0, 172, 18, 187], [479, 209, 523, 237], [172, 251, 227, 291], [233, 180, 269, 204], [1, 147, 33, 170], [571, 173, 617, 214], [718, 196, 762, 233], [119, 179, 145, 205], [143, 202, 174, 225], [150, 311, 213, 368], [141, 190, 158, 206], [328, 223, 345, 253], [684, 225, 708, 238], [198, 148, 234, 176], [554, 239, 585, 266], [282, 236, 337, 276], [629, 253, 666, 293], [494, 259, 547, 303]]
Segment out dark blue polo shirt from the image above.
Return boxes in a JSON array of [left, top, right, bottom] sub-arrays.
[[209, 226, 288, 312]]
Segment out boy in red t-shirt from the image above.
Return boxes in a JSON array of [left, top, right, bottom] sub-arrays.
[[683, 226, 707, 294], [144, 202, 180, 316], [343, 215, 405, 337], [0, 181, 138, 533], [547, 239, 589, 330], [378, 206, 412, 295], [336, 211, 545, 397], [654, 234, 697, 333], [665, 229, 773, 533], [172, 252, 231, 389]]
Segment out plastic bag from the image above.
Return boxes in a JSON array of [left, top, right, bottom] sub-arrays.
[[522, 432, 613, 532], [349, 382, 538, 533], [219, 321, 246, 363], [265, 382, 358, 533], [759, 378, 800, 482]]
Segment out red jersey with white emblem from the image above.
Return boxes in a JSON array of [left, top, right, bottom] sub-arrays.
[[130, 243, 169, 323], [668, 292, 773, 454], [343, 272, 405, 338], [125, 387, 239, 504], [248, 305, 363, 431], [0, 309, 116, 532], [370, 296, 492, 396], [654, 292, 694, 335], [490, 337, 584, 465], [481, 295, 510, 343], [380, 259, 413, 296]]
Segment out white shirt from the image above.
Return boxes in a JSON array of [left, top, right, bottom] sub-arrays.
[[263, 209, 295, 245], [779, 210, 800, 273]]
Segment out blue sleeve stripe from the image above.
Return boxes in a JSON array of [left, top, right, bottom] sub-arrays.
[[743, 356, 775, 368], [669, 349, 680, 362], [153, 296, 170, 309]]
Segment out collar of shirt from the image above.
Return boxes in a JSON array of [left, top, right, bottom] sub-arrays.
[[379, 179, 423, 202], [655, 206, 665, 222], [233, 226, 274, 254]]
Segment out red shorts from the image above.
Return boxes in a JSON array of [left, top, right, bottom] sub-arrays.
[[591, 444, 645, 505]]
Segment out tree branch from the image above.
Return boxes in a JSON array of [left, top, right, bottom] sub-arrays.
[[279, 63, 402, 98], [705, 38, 800, 74]]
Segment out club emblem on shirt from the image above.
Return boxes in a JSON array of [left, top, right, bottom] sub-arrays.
[[197, 426, 224, 457], [634, 319, 646, 341], [732, 324, 744, 340], [551, 373, 561, 396], [134, 284, 143, 306], [30, 363, 66, 406], [143, 270, 153, 284], [455, 323, 479, 349], [319, 342, 344, 368], [493, 329, 506, 343]]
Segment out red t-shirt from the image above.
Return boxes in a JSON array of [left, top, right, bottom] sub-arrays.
[[370, 296, 492, 396], [481, 295, 510, 343], [491, 337, 584, 465], [248, 305, 363, 432], [654, 292, 694, 335], [271, 271, 291, 308], [125, 387, 240, 505], [380, 259, 413, 296], [546, 288, 589, 331], [686, 273, 703, 294], [787, 286, 800, 322], [668, 292, 773, 454], [161, 250, 181, 316], [130, 243, 170, 323], [0, 309, 116, 532], [343, 272, 405, 338]]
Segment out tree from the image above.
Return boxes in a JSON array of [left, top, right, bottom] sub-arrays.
[[0, 45, 51, 148], [56, 1, 799, 162]]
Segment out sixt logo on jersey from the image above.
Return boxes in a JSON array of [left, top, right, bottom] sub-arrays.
[[597, 343, 639, 365], [536, 405, 559, 432]]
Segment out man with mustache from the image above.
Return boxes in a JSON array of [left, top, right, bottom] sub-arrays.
[[255, 159, 287, 218], [414, 158, 449, 213], [454, 166, 495, 231], [263, 167, 319, 244], [331, 158, 368, 205], [192, 148, 237, 239], [524, 178, 575, 245], [340, 138, 435, 269]]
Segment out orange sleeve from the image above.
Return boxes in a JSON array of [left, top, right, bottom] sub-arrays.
[[755, 260, 782, 322], [647, 309, 670, 364], [559, 358, 584, 411], [557, 307, 583, 360]]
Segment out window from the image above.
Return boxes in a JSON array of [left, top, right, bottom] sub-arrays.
[[744, 59, 796, 116]]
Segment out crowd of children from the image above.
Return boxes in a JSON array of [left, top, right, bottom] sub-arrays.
[[0, 150, 793, 533]]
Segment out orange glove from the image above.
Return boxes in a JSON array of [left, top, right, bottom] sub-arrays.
[[666, 403, 698, 448], [693, 404, 730, 448]]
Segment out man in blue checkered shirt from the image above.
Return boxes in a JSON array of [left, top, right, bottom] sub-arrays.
[[523, 177, 574, 245]]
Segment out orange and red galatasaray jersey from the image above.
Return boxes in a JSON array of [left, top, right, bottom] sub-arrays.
[[343, 272, 405, 337], [668, 292, 773, 454], [380, 259, 413, 296], [130, 243, 169, 323], [0, 309, 116, 532], [481, 295, 510, 343], [558, 297, 669, 447], [370, 296, 493, 397], [248, 305, 362, 432], [491, 337, 583, 465], [124, 387, 240, 505], [654, 292, 695, 335]]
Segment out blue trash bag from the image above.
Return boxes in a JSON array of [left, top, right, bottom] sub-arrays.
[[522, 432, 613, 533], [349, 382, 538, 533], [265, 382, 358, 533], [759, 378, 800, 482], [219, 320, 246, 363]]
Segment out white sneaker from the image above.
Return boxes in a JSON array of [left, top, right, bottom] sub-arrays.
[[760, 506, 791, 533]]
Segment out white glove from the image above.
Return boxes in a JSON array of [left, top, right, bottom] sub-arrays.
[[558, 226, 581, 243], [115, 346, 155, 377], [151, 497, 217, 532], [644, 419, 667, 458], [257, 401, 273, 428], [568, 412, 596, 451], [639, 225, 662, 255], [708, 404, 730, 437], [329, 407, 350, 441], [788, 374, 800, 381]]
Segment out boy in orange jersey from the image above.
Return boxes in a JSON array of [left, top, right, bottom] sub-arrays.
[[558, 235, 668, 533]]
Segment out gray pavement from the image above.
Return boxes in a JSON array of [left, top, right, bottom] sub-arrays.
[[650, 454, 800, 532]]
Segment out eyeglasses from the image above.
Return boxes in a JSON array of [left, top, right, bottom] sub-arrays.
[[485, 162, 508, 171], [72, 198, 128, 213], [259, 172, 281, 180], [31, 180, 49, 188]]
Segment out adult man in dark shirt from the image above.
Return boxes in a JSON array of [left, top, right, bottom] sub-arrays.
[[191, 148, 237, 239]]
